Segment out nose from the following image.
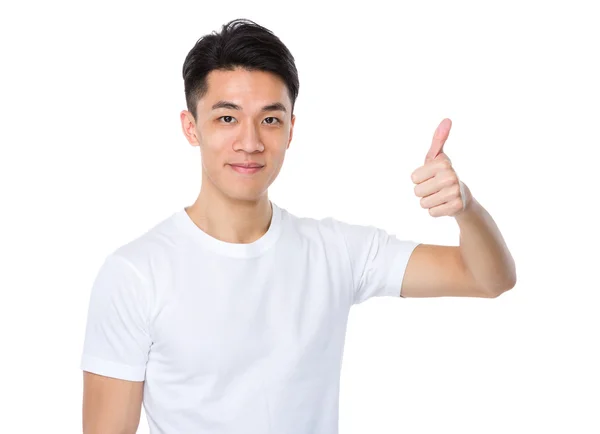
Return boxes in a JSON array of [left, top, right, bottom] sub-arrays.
[[233, 121, 265, 153]]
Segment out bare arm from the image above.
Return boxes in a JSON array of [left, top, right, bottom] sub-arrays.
[[454, 192, 516, 295], [400, 190, 516, 299], [406, 118, 516, 298], [82, 371, 144, 434]]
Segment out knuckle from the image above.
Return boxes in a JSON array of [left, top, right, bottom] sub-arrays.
[[439, 160, 452, 170], [445, 174, 458, 187]]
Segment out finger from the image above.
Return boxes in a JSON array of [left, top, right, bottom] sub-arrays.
[[414, 176, 444, 198], [428, 198, 464, 217], [411, 158, 452, 184], [425, 118, 452, 163], [420, 184, 460, 208]]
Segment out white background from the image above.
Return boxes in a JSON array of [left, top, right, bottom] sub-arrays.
[[1, 0, 598, 432]]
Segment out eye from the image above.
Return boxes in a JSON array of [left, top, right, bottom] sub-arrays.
[[263, 117, 281, 125], [218, 116, 236, 124]]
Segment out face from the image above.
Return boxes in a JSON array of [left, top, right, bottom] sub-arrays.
[[181, 68, 295, 203]]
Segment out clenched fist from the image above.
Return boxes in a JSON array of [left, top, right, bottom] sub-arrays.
[[411, 118, 472, 218]]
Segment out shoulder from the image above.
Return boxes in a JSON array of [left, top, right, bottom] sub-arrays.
[[280, 206, 359, 243], [106, 210, 184, 280], [281, 204, 405, 243]]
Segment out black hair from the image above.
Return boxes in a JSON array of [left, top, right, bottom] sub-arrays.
[[182, 18, 300, 121]]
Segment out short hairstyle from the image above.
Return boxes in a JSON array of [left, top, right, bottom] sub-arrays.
[[182, 18, 300, 121]]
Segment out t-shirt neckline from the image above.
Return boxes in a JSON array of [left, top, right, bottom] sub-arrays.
[[174, 201, 282, 258]]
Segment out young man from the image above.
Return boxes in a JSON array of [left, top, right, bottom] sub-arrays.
[[81, 18, 516, 434]]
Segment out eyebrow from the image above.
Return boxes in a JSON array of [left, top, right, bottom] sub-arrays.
[[211, 100, 287, 113]]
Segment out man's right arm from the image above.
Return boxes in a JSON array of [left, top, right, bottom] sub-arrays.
[[82, 371, 144, 434]]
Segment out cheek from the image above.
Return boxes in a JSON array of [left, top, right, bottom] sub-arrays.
[[199, 135, 230, 160]]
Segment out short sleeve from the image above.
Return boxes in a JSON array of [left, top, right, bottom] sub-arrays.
[[80, 254, 152, 381], [339, 221, 420, 305]]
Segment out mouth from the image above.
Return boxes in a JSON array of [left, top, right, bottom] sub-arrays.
[[229, 164, 265, 175]]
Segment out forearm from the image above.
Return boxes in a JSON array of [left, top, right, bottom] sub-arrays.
[[455, 184, 517, 295]]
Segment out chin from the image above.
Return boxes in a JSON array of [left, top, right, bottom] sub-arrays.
[[224, 171, 278, 201], [223, 186, 269, 203]]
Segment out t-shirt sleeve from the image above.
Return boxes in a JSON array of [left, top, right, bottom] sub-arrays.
[[338, 220, 420, 305], [80, 254, 152, 381]]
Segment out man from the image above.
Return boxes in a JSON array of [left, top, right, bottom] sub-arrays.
[[81, 18, 516, 434]]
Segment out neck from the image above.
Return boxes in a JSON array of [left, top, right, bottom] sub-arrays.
[[185, 184, 273, 245]]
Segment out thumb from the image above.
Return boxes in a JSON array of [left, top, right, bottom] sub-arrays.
[[425, 118, 452, 163]]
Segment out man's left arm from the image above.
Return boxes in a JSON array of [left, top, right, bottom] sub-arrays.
[[400, 118, 516, 299]]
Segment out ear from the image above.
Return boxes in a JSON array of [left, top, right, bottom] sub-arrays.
[[180, 110, 200, 147], [287, 114, 296, 150]]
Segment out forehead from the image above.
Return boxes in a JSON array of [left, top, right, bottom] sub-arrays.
[[200, 68, 291, 111]]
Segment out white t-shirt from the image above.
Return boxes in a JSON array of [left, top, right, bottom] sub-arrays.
[[80, 202, 419, 433]]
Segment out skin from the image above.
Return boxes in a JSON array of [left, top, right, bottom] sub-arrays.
[[180, 67, 296, 244], [412, 118, 472, 218]]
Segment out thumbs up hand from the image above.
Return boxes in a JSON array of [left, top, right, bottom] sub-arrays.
[[411, 118, 472, 217]]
